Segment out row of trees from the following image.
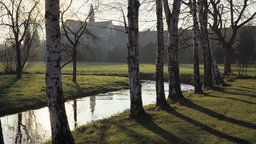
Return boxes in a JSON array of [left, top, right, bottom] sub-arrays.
[[1, 0, 255, 79], [126, 0, 256, 119], [1, 0, 256, 143]]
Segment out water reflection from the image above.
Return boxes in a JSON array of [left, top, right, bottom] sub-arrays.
[[90, 96, 96, 120], [15, 113, 22, 144], [0, 81, 194, 143], [73, 100, 77, 128]]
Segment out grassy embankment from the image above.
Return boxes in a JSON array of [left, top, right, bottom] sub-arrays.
[[0, 74, 128, 117], [70, 79, 256, 144], [0, 62, 255, 117], [1, 62, 256, 143]]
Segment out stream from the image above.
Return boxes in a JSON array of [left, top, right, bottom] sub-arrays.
[[0, 81, 194, 144]]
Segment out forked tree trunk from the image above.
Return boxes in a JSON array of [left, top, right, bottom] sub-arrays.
[[199, 0, 213, 88], [0, 119, 3, 144], [163, 0, 184, 103], [155, 0, 167, 107], [191, 0, 202, 93], [45, 0, 74, 143], [127, 0, 145, 118]]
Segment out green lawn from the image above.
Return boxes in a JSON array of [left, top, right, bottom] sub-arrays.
[[0, 62, 256, 143], [0, 74, 128, 117], [1, 62, 256, 76], [70, 79, 256, 144]]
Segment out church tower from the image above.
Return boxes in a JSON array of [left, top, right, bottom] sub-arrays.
[[89, 4, 95, 22]]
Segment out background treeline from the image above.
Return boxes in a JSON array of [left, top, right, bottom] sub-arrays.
[[1, 26, 255, 64]]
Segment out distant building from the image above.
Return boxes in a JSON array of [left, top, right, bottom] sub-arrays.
[[60, 5, 256, 64]]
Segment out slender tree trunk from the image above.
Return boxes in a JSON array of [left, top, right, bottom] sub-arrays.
[[163, 0, 184, 103], [16, 43, 22, 79], [191, 0, 202, 93], [199, 0, 213, 88], [127, 0, 145, 117], [155, 0, 167, 107], [45, 0, 74, 143], [224, 47, 232, 75], [211, 46, 224, 85], [72, 46, 77, 82], [0, 119, 4, 144]]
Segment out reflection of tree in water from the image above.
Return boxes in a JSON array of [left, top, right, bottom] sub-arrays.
[[73, 100, 77, 128], [14, 111, 41, 144], [0, 119, 4, 144], [90, 96, 96, 117], [15, 113, 22, 144]]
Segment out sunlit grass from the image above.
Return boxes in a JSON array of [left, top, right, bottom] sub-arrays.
[[70, 79, 256, 144], [1, 62, 255, 77], [0, 74, 128, 117]]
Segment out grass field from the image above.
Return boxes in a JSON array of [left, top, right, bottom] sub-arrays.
[[1, 62, 256, 76], [0, 74, 128, 117], [70, 79, 256, 144], [0, 62, 256, 143]]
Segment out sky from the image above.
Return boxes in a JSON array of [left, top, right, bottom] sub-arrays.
[[60, 0, 158, 31]]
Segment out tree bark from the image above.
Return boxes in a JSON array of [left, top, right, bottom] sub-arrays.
[[211, 46, 224, 85], [0, 119, 4, 144], [224, 47, 232, 75], [163, 0, 184, 103], [191, 0, 203, 93], [72, 46, 77, 82], [199, 0, 213, 88], [16, 43, 22, 79], [155, 0, 168, 107], [127, 0, 145, 117], [45, 0, 74, 143]]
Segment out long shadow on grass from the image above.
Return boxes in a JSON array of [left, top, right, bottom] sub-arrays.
[[212, 87, 256, 98], [163, 106, 251, 144], [182, 99, 256, 130], [0, 77, 19, 94], [207, 94, 256, 105], [114, 120, 171, 143], [135, 113, 189, 144]]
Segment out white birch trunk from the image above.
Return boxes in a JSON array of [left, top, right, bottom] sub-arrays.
[[45, 0, 74, 143], [155, 0, 167, 107], [163, 0, 184, 103], [198, 0, 213, 88], [191, 0, 202, 93], [127, 0, 145, 117]]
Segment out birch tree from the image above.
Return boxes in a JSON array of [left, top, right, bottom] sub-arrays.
[[163, 0, 185, 103], [198, 0, 213, 88], [155, 0, 168, 107], [127, 0, 145, 117], [45, 0, 74, 143], [185, 0, 203, 93]]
